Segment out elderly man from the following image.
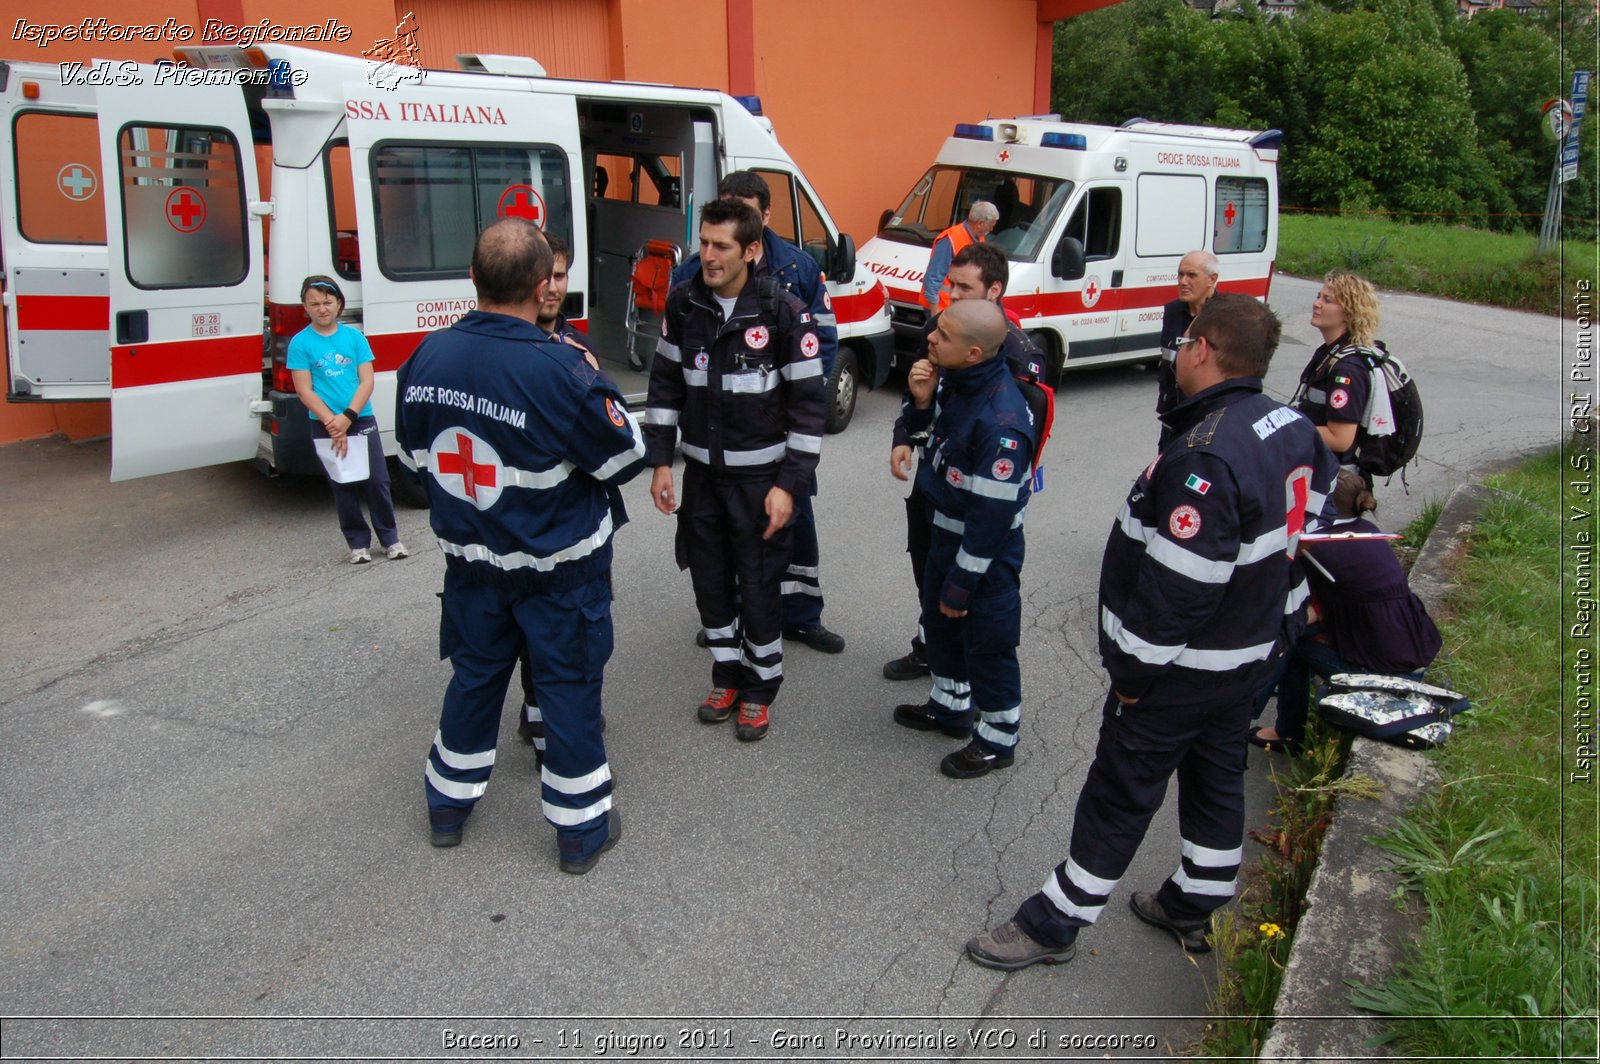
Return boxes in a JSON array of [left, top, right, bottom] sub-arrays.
[[921, 201, 998, 315], [1156, 250, 1220, 447]]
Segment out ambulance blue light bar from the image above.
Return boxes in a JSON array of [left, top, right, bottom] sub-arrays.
[[954, 123, 995, 141], [1041, 132, 1087, 150], [734, 95, 763, 116]]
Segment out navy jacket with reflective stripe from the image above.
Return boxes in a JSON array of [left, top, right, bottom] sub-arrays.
[[906, 353, 1035, 612], [644, 273, 825, 496], [1099, 376, 1338, 700], [395, 311, 647, 591]]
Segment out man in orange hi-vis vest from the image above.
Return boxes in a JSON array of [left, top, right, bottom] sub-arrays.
[[921, 201, 998, 314]]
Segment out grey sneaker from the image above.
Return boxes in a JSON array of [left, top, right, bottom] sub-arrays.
[[965, 919, 1077, 970], [349, 547, 372, 565], [385, 541, 410, 560], [1129, 891, 1212, 954]]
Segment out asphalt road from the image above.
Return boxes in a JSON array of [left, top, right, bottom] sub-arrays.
[[0, 274, 1569, 1061]]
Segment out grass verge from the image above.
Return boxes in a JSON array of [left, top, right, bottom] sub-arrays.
[[1348, 448, 1598, 1057], [1277, 212, 1597, 316]]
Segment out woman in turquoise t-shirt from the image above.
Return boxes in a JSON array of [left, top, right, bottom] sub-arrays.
[[287, 275, 407, 564]]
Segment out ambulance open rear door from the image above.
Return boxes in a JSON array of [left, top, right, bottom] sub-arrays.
[[95, 70, 265, 481]]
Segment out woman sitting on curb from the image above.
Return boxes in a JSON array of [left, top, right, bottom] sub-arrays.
[[1251, 470, 1442, 754]]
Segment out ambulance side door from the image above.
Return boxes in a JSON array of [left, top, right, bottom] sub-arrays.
[[1050, 182, 1128, 363], [96, 68, 265, 481], [342, 84, 579, 421]]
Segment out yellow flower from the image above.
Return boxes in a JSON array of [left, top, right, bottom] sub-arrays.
[[1259, 922, 1283, 938]]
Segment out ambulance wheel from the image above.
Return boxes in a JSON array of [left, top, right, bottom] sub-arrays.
[[389, 458, 431, 510], [1030, 330, 1064, 387], [825, 348, 858, 434]]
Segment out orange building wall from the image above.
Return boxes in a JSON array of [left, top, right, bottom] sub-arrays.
[[745, 0, 1043, 240]]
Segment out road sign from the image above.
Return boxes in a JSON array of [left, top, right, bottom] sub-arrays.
[[1561, 70, 1589, 184]]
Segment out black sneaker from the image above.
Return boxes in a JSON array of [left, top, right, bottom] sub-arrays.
[[882, 648, 930, 681], [893, 703, 973, 738], [428, 812, 467, 849], [965, 919, 1077, 970], [785, 625, 845, 654], [558, 808, 622, 875], [940, 740, 1014, 779], [1129, 891, 1212, 954]]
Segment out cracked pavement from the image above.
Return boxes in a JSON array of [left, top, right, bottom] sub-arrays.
[[0, 275, 1565, 1059]]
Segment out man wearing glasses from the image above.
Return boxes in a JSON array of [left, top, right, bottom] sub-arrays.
[[966, 294, 1337, 970]]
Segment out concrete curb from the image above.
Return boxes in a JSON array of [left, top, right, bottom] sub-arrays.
[[1258, 481, 1495, 1061]]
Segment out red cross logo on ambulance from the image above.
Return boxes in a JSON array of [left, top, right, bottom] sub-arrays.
[[1082, 275, 1103, 309], [497, 184, 545, 228], [165, 188, 206, 233], [430, 427, 505, 511], [57, 163, 97, 202], [744, 325, 769, 350]]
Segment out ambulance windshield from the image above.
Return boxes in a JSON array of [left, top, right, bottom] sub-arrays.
[[879, 166, 1072, 262]]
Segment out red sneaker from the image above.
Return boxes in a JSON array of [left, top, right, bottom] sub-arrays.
[[697, 687, 739, 724], [735, 702, 770, 742]]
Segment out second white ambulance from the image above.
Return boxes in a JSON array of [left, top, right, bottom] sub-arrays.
[[858, 116, 1281, 379]]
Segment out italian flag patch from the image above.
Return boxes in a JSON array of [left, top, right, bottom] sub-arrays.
[[1184, 473, 1212, 496]]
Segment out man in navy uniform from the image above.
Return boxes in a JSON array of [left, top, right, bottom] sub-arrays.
[[966, 293, 1337, 967], [890, 297, 1035, 779], [674, 171, 845, 654], [516, 232, 603, 762], [396, 219, 646, 874], [646, 199, 826, 743]]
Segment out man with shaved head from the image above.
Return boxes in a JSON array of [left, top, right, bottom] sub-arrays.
[[891, 297, 1037, 778]]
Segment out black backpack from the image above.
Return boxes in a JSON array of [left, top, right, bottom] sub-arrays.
[[1345, 343, 1424, 479], [1297, 341, 1423, 479], [1001, 325, 1056, 491]]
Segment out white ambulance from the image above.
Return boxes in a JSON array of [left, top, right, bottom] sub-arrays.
[[857, 116, 1280, 379], [0, 45, 892, 482]]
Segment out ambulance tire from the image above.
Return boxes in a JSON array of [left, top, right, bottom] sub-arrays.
[[1030, 330, 1064, 388], [825, 348, 858, 434], [389, 457, 431, 510]]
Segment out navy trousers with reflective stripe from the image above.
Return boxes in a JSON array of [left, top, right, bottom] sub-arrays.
[[780, 482, 824, 630], [426, 568, 613, 859], [677, 462, 792, 705], [920, 530, 1022, 755], [1016, 686, 1251, 946]]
